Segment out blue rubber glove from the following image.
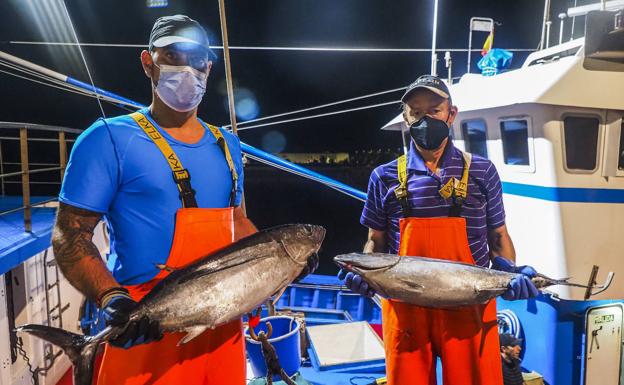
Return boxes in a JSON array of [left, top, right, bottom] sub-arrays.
[[337, 269, 376, 297], [101, 290, 163, 349], [491, 256, 539, 300]]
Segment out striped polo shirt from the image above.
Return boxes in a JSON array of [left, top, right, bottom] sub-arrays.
[[360, 141, 505, 267]]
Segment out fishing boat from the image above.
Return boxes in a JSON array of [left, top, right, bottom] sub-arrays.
[[1, 1, 623, 384]]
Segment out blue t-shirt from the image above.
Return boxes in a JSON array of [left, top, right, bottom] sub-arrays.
[[59, 108, 244, 284]]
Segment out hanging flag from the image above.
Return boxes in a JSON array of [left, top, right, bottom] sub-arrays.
[[481, 30, 494, 56]]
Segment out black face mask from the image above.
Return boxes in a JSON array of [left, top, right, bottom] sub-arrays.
[[409, 115, 450, 150]]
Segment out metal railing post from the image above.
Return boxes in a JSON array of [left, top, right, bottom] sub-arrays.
[[58, 131, 67, 180], [19, 127, 32, 232], [0, 139, 4, 196]]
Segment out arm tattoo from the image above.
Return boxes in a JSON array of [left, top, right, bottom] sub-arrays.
[[52, 203, 118, 300]]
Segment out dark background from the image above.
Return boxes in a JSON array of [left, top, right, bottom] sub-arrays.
[[0, 0, 591, 274]]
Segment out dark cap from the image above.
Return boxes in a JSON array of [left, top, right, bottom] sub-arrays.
[[149, 15, 215, 57], [401, 75, 451, 102], [499, 333, 522, 347]]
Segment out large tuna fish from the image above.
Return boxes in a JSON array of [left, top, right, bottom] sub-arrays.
[[17, 224, 325, 385], [334, 253, 613, 307]]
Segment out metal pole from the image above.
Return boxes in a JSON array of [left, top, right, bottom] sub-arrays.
[[431, 0, 439, 76], [558, 14, 566, 45], [601, 0, 607, 10], [58, 131, 67, 180], [19, 128, 31, 232], [401, 129, 409, 156], [540, 0, 551, 50], [467, 21, 473, 74], [0, 139, 4, 196], [444, 51, 452, 84], [217, 0, 247, 213], [546, 20, 552, 49]]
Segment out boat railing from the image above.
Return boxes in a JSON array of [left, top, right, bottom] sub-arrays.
[[0, 121, 81, 231]]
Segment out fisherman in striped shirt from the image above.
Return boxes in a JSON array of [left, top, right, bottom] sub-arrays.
[[339, 75, 539, 385]]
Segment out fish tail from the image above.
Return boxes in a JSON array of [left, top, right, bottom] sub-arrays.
[[15, 324, 101, 385], [533, 273, 592, 289]]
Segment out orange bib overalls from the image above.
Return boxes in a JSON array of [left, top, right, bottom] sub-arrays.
[[96, 112, 256, 385], [382, 153, 502, 385]]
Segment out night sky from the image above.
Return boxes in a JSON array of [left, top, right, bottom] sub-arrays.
[[0, 0, 589, 153]]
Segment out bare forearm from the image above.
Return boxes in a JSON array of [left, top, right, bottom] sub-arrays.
[[52, 203, 118, 300], [488, 225, 516, 263], [364, 229, 386, 253]]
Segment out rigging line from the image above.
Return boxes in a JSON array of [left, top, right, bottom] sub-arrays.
[[227, 86, 406, 129], [0, 59, 75, 89], [0, 59, 96, 95], [59, 0, 106, 118], [0, 68, 102, 99], [7, 41, 537, 52], [0, 66, 137, 110], [245, 154, 365, 202], [236, 100, 399, 131]]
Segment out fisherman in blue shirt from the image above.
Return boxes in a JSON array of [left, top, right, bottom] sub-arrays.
[[53, 15, 316, 385]]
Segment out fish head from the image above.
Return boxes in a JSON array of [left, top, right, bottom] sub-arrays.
[[334, 253, 400, 276], [274, 224, 326, 264]]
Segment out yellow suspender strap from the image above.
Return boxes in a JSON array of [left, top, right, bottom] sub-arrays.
[[455, 151, 472, 200], [130, 112, 197, 208], [438, 150, 472, 216], [394, 154, 411, 217], [130, 112, 239, 207], [204, 123, 239, 193]]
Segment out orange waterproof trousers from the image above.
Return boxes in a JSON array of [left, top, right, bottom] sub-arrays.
[[382, 217, 502, 385], [97, 207, 257, 385]]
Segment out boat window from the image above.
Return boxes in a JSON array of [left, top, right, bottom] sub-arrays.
[[619, 120, 624, 170], [563, 116, 599, 171], [461, 120, 488, 158], [500, 120, 529, 165]]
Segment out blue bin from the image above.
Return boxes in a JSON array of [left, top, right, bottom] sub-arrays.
[[245, 316, 301, 380]]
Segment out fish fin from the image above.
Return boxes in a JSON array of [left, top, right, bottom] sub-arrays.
[[474, 287, 506, 302], [155, 264, 176, 272], [16, 324, 101, 385], [397, 277, 424, 292], [177, 326, 208, 346], [271, 286, 288, 306]]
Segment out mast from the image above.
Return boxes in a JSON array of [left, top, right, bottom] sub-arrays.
[[217, 0, 247, 212], [431, 0, 440, 76]]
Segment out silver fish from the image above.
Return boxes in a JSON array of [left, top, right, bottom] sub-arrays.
[[334, 253, 612, 307], [17, 224, 325, 385]]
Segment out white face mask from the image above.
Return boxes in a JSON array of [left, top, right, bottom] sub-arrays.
[[154, 63, 208, 112]]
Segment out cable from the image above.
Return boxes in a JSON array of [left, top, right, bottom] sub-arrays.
[[8, 41, 537, 53], [0, 68, 99, 99], [237, 100, 399, 131], [0, 60, 134, 109], [229, 86, 406, 129], [59, 0, 107, 118], [1, 54, 398, 133]]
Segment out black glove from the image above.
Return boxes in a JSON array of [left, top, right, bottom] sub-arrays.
[[100, 288, 163, 349], [294, 253, 319, 282]]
